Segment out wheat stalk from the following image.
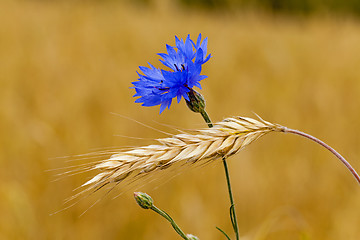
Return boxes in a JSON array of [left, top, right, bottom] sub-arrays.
[[65, 115, 360, 203]]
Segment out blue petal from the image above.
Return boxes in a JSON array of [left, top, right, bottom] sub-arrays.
[[184, 35, 194, 59], [166, 44, 176, 56], [195, 48, 204, 65], [160, 99, 172, 113], [200, 37, 208, 57], [196, 33, 202, 48]]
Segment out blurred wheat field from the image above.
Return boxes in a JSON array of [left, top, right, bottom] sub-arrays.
[[1, 1, 360, 239]]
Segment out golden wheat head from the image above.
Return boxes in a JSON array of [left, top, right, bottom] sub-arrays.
[[64, 116, 283, 200]]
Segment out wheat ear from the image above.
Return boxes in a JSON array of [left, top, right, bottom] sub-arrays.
[[68, 116, 360, 201]]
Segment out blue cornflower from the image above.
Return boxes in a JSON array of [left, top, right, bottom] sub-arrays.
[[132, 34, 211, 113]]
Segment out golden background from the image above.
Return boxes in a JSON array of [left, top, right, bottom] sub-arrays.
[[1, 1, 360, 239]]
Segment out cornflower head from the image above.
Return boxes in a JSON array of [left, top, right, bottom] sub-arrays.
[[132, 34, 211, 113]]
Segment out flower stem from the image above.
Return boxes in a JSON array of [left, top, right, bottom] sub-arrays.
[[222, 156, 240, 240], [150, 205, 190, 240], [200, 110, 213, 128], [200, 109, 239, 240], [283, 127, 360, 184]]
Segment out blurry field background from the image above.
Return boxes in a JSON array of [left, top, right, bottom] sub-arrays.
[[1, 0, 360, 239]]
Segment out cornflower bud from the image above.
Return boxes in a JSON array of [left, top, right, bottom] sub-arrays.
[[186, 89, 206, 113], [134, 192, 153, 209]]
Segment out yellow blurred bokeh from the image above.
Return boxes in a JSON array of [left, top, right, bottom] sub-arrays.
[[1, 1, 360, 239]]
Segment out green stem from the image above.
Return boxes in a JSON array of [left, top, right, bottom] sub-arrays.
[[200, 109, 239, 240], [200, 110, 213, 128], [222, 157, 240, 240], [151, 205, 190, 240]]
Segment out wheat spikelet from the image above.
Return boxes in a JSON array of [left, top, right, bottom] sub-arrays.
[[65, 116, 283, 201]]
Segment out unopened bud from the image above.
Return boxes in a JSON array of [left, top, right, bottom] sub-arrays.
[[134, 192, 153, 209], [186, 89, 206, 113]]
